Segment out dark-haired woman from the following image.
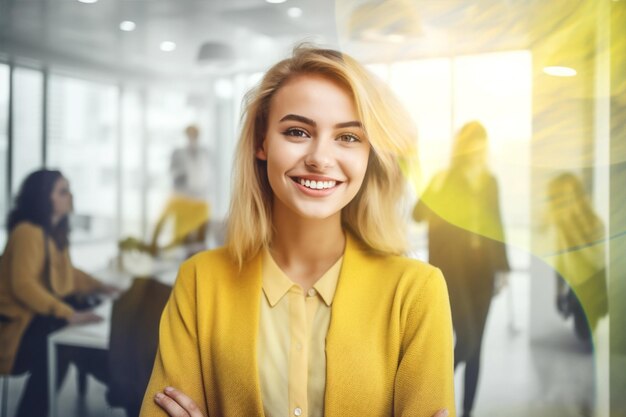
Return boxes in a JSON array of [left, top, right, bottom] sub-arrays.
[[0, 169, 118, 417]]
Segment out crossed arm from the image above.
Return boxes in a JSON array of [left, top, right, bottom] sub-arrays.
[[153, 387, 451, 417]]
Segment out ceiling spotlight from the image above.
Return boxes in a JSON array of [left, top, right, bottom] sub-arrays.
[[78, 0, 98, 3], [160, 41, 177, 52], [266, 0, 287, 3], [543, 66, 577, 77], [287, 7, 303, 18], [119, 21, 136, 32]]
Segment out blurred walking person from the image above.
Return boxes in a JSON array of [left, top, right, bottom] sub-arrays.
[[413, 121, 510, 417]]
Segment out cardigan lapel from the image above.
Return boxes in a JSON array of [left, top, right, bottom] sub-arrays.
[[324, 233, 373, 415], [216, 251, 265, 417]]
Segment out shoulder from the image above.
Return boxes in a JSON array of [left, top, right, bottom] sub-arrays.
[[381, 254, 443, 290], [379, 256, 449, 319], [353, 252, 448, 318], [365, 252, 435, 273], [11, 222, 45, 242], [174, 246, 238, 285], [350, 242, 443, 295]]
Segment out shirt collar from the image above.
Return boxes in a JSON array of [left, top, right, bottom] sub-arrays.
[[261, 247, 343, 308], [312, 257, 342, 306]]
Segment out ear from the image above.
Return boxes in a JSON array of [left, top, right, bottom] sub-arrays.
[[256, 141, 268, 160]]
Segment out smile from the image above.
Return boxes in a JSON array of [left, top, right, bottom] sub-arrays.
[[290, 177, 341, 191]]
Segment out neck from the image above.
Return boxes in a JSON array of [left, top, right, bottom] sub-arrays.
[[269, 205, 345, 290]]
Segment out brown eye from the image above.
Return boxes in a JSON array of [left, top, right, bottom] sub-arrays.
[[283, 128, 310, 138]]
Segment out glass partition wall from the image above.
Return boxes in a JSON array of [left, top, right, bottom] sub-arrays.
[[0, 64, 9, 234], [47, 75, 119, 241]]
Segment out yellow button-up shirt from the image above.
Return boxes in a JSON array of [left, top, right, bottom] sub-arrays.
[[258, 248, 342, 417]]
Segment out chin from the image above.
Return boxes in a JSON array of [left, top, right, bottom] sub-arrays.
[[294, 207, 343, 221]]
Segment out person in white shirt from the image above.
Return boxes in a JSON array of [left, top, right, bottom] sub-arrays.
[[149, 125, 212, 256], [170, 125, 211, 200]]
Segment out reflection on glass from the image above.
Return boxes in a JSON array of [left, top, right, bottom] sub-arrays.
[[47, 75, 118, 240], [545, 173, 608, 339]]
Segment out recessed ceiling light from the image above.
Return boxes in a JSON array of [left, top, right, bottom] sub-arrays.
[[287, 7, 302, 18], [119, 21, 136, 32], [266, 0, 287, 4], [160, 41, 176, 52], [78, 0, 98, 3], [543, 66, 577, 77]]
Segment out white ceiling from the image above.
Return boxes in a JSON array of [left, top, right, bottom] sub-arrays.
[[0, 0, 577, 82]]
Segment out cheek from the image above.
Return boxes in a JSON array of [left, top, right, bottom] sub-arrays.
[[350, 149, 371, 184], [266, 143, 299, 172]]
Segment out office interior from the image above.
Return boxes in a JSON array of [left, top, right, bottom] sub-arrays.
[[0, 0, 625, 416]]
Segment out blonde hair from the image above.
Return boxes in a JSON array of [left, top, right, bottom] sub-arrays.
[[226, 45, 418, 266]]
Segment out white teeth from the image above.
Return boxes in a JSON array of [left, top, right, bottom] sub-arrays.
[[298, 178, 337, 190]]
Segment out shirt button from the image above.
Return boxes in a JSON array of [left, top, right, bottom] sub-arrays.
[[295, 342, 302, 351], [307, 288, 317, 297], [294, 407, 303, 416]]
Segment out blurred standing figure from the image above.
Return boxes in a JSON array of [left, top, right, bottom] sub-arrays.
[[0, 169, 117, 417], [546, 173, 607, 340], [413, 121, 509, 417], [150, 124, 212, 255], [170, 125, 211, 200]]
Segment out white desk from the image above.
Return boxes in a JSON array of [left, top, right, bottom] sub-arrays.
[[47, 261, 179, 417]]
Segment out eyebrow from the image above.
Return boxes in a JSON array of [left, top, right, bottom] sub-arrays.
[[279, 114, 363, 129]]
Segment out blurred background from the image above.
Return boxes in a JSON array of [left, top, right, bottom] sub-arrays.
[[0, 0, 624, 416]]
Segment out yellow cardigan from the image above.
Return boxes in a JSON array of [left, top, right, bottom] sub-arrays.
[[140, 234, 456, 417], [0, 222, 104, 373]]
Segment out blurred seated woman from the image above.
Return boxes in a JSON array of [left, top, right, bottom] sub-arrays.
[[0, 169, 118, 417]]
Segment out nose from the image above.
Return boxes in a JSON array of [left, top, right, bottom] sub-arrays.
[[304, 138, 334, 171]]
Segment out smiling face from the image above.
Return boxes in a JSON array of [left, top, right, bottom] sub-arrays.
[[256, 73, 371, 222]]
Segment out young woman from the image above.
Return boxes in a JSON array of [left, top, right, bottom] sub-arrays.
[[0, 169, 118, 417], [413, 122, 509, 417], [140, 46, 455, 417]]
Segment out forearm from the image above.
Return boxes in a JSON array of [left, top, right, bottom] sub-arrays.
[[73, 267, 105, 294]]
